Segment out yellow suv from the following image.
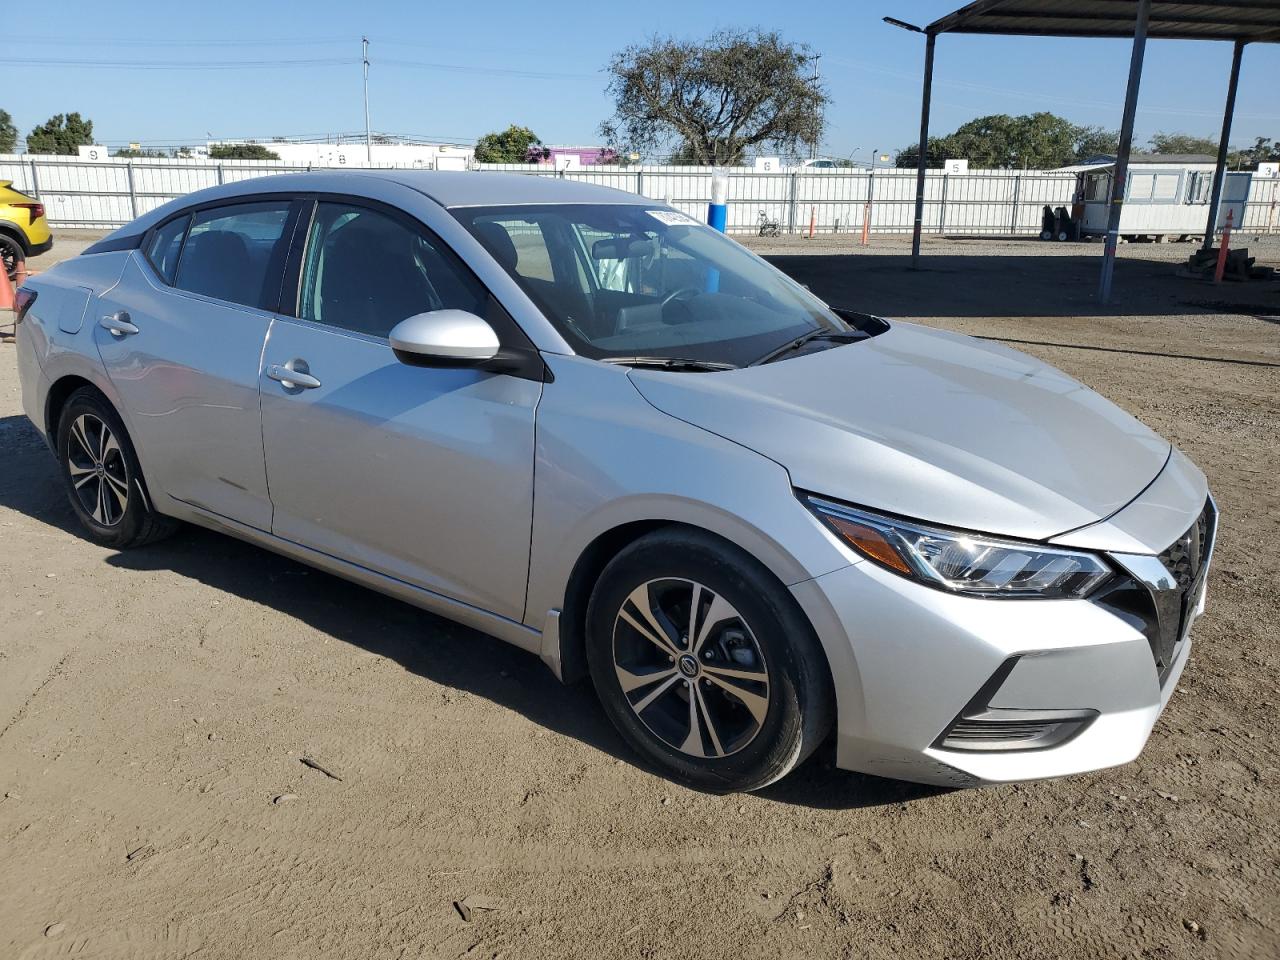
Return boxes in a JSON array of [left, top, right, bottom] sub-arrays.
[[0, 180, 53, 279]]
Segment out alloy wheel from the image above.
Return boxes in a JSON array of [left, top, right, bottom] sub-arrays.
[[0, 239, 18, 279], [612, 578, 771, 758], [66, 413, 130, 526]]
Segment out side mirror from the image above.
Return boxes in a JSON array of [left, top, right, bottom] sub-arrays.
[[388, 310, 500, 367]]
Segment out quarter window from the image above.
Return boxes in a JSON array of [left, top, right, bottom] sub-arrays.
[[297, 202, 486, 338], [173, 201, 292, 310], [145, 214, 189, 284]]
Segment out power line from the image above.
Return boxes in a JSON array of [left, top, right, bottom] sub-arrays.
[[0, 35, 351, 46], [1, 56, 357, 70], [379, 58, 594, 79]]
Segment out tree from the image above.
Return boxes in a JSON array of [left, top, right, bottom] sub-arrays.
[[26, 112, 94, 155], [0, 109, 16, 154], [896, 113, 1118, 169], [1231, 136, 1278, 167], [474, 125, 544, 164], [208, 143, 280, 160], [1148, 132, 1218, 156], [602, 29, 827, 165]]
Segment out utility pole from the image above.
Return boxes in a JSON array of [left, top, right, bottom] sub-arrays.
[[811, 54, 822, 160], [362, 36, 372, 164]]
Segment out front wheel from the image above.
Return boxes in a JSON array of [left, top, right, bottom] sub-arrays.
[[56, 388, 178, 548], [586, 530, 833, 792]]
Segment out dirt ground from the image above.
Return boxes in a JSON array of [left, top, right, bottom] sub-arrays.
[[1, 233, 1278, 960]]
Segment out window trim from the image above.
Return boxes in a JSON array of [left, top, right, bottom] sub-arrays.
[[143, 212, 191, 285], [137, 193, 305, 313]]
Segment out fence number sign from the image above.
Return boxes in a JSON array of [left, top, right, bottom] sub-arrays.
[[945, 159, 969, 175], [753, 157, 781, 173]]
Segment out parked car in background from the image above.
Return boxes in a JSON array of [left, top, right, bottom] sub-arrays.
[[15, 171, 1215, 793], [0, 180, 53, 279]]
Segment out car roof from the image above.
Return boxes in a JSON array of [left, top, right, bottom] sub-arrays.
[[107, 170, 651, 240], [364, 170, 647, 208]]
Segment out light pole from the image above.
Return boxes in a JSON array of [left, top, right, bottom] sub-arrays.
[[362, 36, 372, 165]]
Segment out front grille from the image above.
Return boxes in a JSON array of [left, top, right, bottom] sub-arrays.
[[1092, 497, 1216, 683], [1149, 497, 1217, 680]]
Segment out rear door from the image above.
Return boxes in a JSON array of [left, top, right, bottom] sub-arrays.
[[259, 198, 541, 621], [94, 198, 302, 530]]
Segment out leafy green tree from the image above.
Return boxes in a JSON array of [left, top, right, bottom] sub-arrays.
[[1230, 136, 1278, 167], [474, 125, 544, 164], [897, 113, 1118, 169], [0, 109, 16, 154], [208, 143, 280, 160], [26, 112, 94, 155], [602, 29, 827, 165], [1148, 132, 1218, 156]]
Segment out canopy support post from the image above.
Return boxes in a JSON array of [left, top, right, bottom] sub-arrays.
[[1202, 39, 1246, 252], [1099, 0, 1151, 304], [911, 31, 937, 270]]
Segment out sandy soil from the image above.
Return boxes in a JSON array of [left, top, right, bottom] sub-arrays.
[[1, 236, 1277, 959]]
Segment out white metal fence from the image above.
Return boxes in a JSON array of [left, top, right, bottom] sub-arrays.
[[3, 153, 1277, 236]]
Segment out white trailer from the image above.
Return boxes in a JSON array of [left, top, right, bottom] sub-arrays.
[[1068, 155, 1253, 242]]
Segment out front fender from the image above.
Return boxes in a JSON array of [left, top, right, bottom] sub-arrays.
[[524, 355, 856, 625]]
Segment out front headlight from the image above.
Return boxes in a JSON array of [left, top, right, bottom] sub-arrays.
[[804, 494, 1113, 599]]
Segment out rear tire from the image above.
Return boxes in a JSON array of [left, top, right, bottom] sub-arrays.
[[0, 234, 22, 280], [56, 388, 178, 549], [586, 529, 833, 793]]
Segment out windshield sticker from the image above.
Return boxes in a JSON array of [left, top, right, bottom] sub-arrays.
[[646, 209, 699, 227]]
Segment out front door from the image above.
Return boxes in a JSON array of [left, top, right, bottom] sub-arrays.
[[95, 199, 298, 530], [259, 200, 540, 621]]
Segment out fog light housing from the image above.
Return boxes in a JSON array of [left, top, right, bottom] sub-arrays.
[[933, 656, 1098, 753]]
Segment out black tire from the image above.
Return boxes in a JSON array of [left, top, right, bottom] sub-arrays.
[[0, 233, 23, 281], [586, 529, 834, 793], [56, 387, 179, 549]]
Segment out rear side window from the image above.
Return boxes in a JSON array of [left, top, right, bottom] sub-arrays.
[[173, 202, 292, 310], [297, 201, 487, 338], [145, 215, 189, 284]]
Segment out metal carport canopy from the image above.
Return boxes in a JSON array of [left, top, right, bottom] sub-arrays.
[[900, 0, 1280, 301]]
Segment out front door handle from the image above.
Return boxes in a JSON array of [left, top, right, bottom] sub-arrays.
[[267, 362, 322, 390], [99, 311, 139, 337]]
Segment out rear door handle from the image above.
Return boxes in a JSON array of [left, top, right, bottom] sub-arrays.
[[99, 311, 139, 337], [267, 362, 322, 390]]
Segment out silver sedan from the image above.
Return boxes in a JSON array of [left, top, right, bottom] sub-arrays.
[[15, 171, 1214, 792]]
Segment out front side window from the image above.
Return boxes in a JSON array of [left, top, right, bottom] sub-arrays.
[[145, 214, 189, 284], [173, 201, 291, 310], [298, 202, 487, 338], [454, 204, 851, 366]]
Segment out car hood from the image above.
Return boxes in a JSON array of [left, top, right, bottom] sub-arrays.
[[628, 321, 1170, 541]]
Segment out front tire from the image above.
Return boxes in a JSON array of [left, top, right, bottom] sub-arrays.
[[56, 388, 178, 548], [586, 529, 833, 793]]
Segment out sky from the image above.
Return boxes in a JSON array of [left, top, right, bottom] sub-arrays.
[[4, 0, 1277, 159]]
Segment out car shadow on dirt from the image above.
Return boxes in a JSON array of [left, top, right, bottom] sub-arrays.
[[0, 412, 942, 810], [765, 251, 1279, 320]]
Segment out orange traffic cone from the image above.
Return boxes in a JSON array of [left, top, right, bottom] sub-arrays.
[[0, 262, 16, 312]]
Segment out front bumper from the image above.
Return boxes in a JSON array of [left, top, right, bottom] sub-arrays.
[[791, 499, 1214, 788]]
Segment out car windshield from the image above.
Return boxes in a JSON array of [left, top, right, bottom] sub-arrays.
[[452, 204, 852, 367]]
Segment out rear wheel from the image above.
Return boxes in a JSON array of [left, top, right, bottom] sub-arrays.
[[0, 234, 22, 280], [586, 529, 833, 792], [56, 388, 178, 548]]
